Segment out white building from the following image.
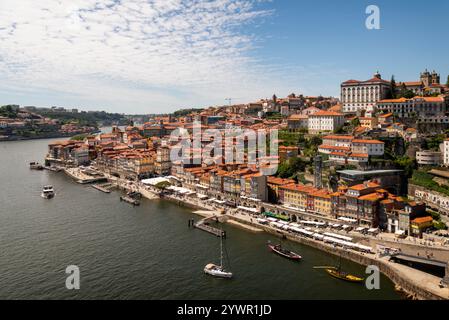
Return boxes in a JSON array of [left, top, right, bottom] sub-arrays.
[[351, 139, 385, 156], [416, 150, 442, 166], [341, 72, 391, 114], [376, 96, 448, 120], [308, 111, 345, 134], [444, 140, 449, 166], [318, 135, 384, 164]]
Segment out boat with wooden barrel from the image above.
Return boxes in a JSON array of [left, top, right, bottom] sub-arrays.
[[325, 267, 364, 283], [315, 255, 364, 283], [267, 241, 302, 261]]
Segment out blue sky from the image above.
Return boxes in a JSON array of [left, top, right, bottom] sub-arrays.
[[0, 0, 448, 114]]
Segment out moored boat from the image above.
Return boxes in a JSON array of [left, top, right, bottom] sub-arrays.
[[41, 185, 55, 199], [204, 263, 233, 278], [316, 255, 364, 283], [325, 267, 364, 283], [30, 162, 44, 170], [204, 234, 233, 278], [268, 242, 302, 261]]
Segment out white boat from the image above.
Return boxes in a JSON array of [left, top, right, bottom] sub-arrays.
[[204, 235, 233, 278], [41, 185, 55, 199]]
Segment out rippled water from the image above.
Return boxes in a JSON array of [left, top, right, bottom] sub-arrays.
[[0, 138, 400, 299]]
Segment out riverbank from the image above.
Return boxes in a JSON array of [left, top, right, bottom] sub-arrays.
[[0, 130, 100, 142], [59, 169, 448, 300], [148, 190, 449, 299]]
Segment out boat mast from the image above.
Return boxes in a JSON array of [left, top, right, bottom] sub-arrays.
[[220, 236, 223, 268]]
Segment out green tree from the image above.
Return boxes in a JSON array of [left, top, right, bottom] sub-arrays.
[[0, 105, 18, 118], [403, 90, 415, 99], [309, 135, 323, 147], [394, 156, 416, 178], [277, 157, 307, 179], [390, 75, 397, 99], [350, 117, 361, 128]]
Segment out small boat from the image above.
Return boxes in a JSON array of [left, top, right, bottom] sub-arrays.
[[204, 235, 233, 278], [325, 267, 364, 283], [316, 255, 364, 283], [30, 162, 44, 170], [268, 241, 302, 261], [41, 185, 55, 199]]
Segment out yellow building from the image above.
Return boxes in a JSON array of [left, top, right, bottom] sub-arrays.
[[310, 190, 332, 216], [411, 216, 433, 237], [359, 117, 378, 129]]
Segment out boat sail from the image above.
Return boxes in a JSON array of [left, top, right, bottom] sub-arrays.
[[204, 235, 233, 278]]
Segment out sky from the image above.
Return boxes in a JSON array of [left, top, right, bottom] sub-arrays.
[[0, 0, 448, 114]]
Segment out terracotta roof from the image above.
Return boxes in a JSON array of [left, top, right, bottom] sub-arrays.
[[319, 145, 351, 151], [352, 139, 384, 145], [411, 216, 433, 224], [378, 97, 408, 103], [288, 114, 308, 120], [342, 79, 361, 84], [328, 104, 342, 112], [323, 135, 354, 140], [358, 193, 381, 201], [349, 153, 368, 158], [349, 182, 380, 191], [399, 81, 423, 87], [311, 111, 344, 117]]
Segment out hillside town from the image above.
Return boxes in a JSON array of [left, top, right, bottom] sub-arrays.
[[42, 70, 449, 245], [0, 105, 129, 141]]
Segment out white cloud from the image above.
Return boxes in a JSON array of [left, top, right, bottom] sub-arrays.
[[0, 0, 283, 112], [0, 0, 343, 113]]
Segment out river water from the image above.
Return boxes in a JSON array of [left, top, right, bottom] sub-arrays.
[[0, 137, 400, 299]]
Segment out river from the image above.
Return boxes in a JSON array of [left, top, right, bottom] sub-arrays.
[[0, 137, 400, 299]]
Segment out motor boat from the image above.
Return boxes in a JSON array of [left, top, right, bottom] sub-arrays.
[[41, 185, 55, 199]]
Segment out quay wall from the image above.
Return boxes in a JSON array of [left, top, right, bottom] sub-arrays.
[[228, 216, 446, 300], [62, 171, 447, 300]]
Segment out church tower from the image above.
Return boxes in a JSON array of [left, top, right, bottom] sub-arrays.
[[420, 69, 432, 87], [431, 70, 440, 85]]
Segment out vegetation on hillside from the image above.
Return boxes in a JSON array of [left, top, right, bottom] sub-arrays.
[[0, 105, 19, 118], [33, 110, 129, 127], [173, 108, 204, 117], [410, 170, 449, 197]]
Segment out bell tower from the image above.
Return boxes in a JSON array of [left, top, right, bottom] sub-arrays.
[[431, 70, 440, 85], [420, 69, 431, 87]]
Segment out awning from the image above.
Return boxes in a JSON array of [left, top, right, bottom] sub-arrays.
[[237, 206, 259, 213]]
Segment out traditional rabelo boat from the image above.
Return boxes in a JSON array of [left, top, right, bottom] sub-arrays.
[[267, 241, 302, 261]]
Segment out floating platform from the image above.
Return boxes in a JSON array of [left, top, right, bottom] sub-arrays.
[[194, 217, 226, 238], [43, 166, 62, 172], [92, 183, 113, 193], [120, 195, 140, 206]]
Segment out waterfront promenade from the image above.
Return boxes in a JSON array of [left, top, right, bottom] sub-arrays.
[[57, 167, 449, 299]]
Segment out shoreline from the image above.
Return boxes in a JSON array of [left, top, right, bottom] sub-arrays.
[[0, 130, 101, 142], [60, 169, 449, 300], [153, 191, 449, 300]]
